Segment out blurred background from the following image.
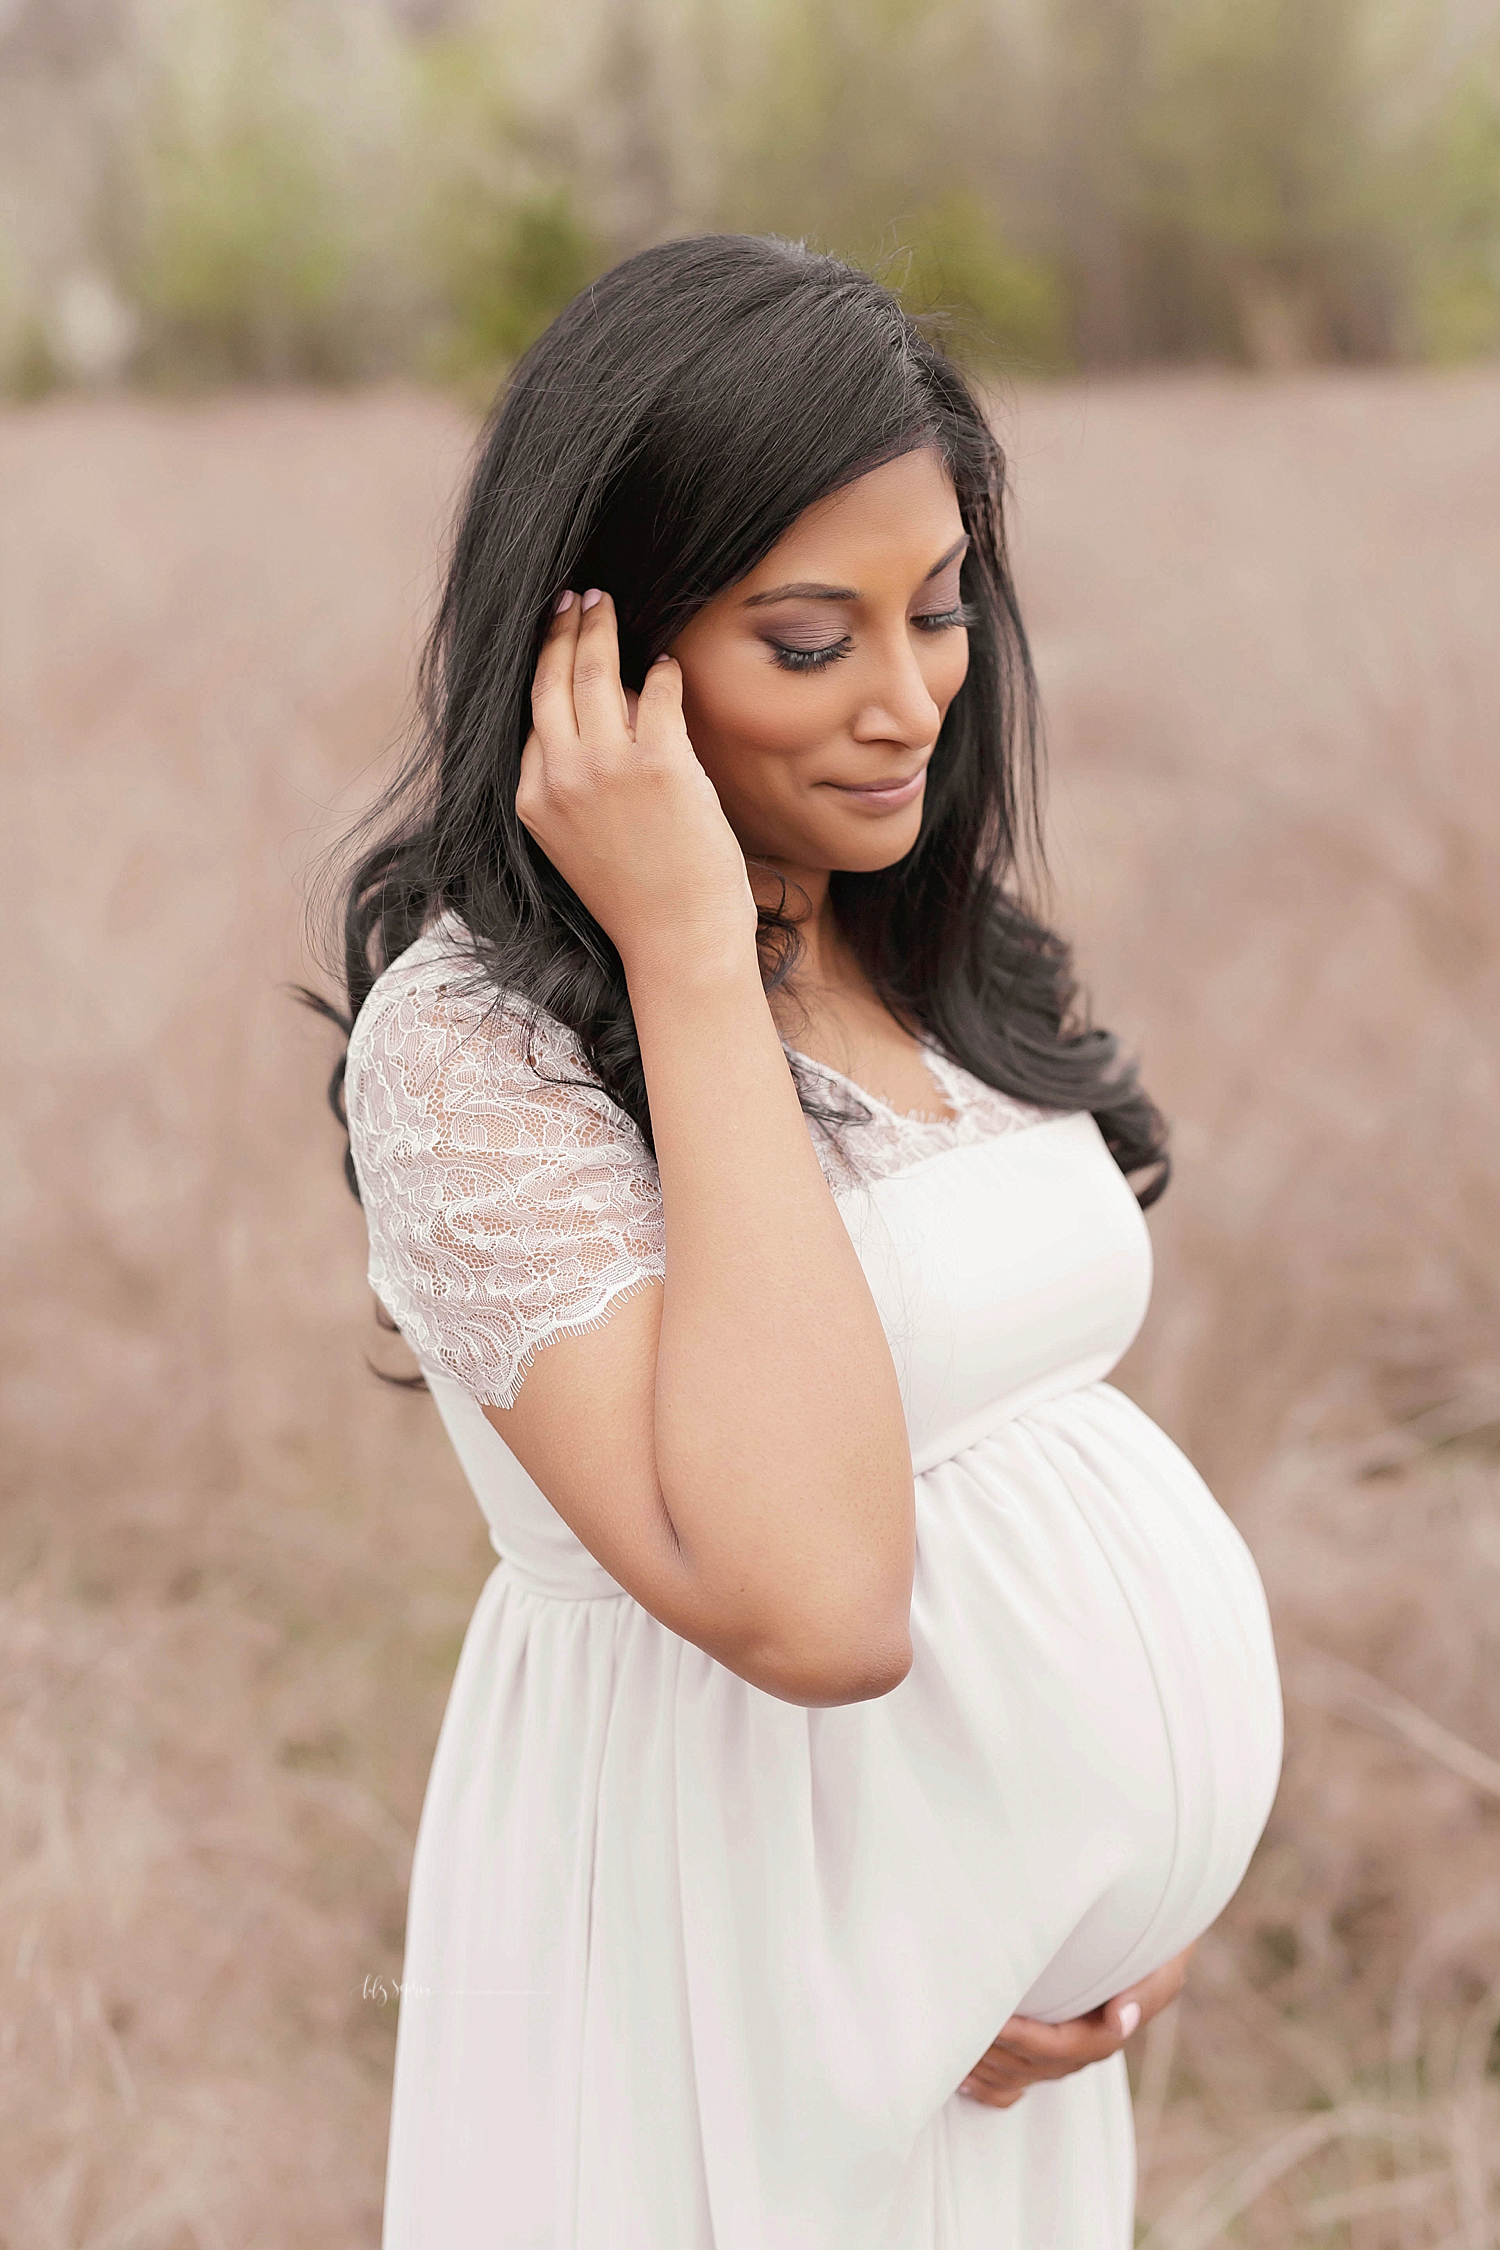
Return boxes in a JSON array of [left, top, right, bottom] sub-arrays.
[[6, 0, 1500, 386], [2, 2, 1499, 2245]]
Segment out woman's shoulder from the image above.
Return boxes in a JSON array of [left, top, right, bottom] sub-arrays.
[[346, 910, 594, 1119], [343, 910, 662, 1235], [343, 913, 664, 1405]]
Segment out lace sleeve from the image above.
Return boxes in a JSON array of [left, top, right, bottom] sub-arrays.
[[344, 932, 665, 1408]]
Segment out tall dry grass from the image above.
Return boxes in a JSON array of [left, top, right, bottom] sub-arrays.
[[1, 372, 1496, 2247]]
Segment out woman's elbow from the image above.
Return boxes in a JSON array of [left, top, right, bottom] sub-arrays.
[[747, 1621, 914, 1708]]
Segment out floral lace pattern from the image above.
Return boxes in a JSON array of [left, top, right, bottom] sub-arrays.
[[792, 1045, 1053, 1197], [344, 915, 1058, 1406]]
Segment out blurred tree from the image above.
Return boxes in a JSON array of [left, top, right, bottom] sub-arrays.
[[590, 0, 679, 250], [135, 120, 353, 382], [1400, 63, 1500, 358], [0, 0, 151, 392], [762, 1, 1004, 228], [129, 0, 416, 383], [897, 191, 1068, 369], [413, 25, 603, 379], [1131, 0, 1401, 365], [438, 187, 600, 371], [718, 0, 1067, 364], [1041, 0, 1151, 365]]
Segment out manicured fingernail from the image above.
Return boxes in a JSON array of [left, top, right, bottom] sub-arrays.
[[959, 2078, 976, 2095], [553, 590, 574, 614], [1116, 2001, 1142, 2039], [651, 652, 671, 665], [581, 587, 603, 611]]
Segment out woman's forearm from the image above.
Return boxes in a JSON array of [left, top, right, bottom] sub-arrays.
[[625, 938, 915, 1698]]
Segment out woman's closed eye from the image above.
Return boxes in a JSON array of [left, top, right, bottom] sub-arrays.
[[770, 634, 854, 673], [767, 603, 976, 674], [914, 601, 976, 634]]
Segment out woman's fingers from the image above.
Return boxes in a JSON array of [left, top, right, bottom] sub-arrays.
[[957, 2000, 1136, 2108], [1104, 1943, 1194, 2037], [957, 2011, 1114, 2110], [514, 588, 753, 962], [634, 651, 685, 756], [532, 587, 638, 765], [988, 2009, 1121, 2070], [530, 590, 584, 756], [571, 589, 631, 752], [960, 2050, 1037, 2102], [958, 2072, 1030, 2109]]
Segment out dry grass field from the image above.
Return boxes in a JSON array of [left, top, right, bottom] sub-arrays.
[[2, 370, 1497, 2249]]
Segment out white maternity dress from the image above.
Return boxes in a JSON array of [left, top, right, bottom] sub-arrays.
[[345, 911, 1283, 2250]]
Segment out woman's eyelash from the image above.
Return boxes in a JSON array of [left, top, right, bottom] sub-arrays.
[[769, 603, 976, 674], [771, 636, 853, 672], [914, 602, 978, 632]]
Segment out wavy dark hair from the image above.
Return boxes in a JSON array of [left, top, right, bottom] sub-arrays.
[[305, 233, 1168, 1212]]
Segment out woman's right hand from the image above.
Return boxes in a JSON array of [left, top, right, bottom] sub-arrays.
[[516, 588, 757, 978]]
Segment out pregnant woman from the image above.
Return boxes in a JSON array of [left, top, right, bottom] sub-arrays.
[[324, 235, 1282, 2246]]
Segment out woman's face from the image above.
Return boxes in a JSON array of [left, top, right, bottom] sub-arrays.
[[668, 446, 971, 880]]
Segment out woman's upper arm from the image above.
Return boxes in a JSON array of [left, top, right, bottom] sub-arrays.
[[483, 1293, 904, 1699], [346, 962, 666, 1411], [347, 963, 706, 1628], [480, 1283, 696, 1610]]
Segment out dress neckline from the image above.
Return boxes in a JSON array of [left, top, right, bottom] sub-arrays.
[[783, 1044, 960, 1127]]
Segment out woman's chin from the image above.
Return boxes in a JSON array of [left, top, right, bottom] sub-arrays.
[[827, 806, 926, 873], [744, 801, 926, 881]]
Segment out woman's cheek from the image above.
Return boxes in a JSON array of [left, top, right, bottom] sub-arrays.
[[680, 648, 787, 748], [713, 671, 836, 763], [932, 635, 970, 711]]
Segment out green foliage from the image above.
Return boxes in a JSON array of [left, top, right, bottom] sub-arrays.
[[127, 2, 383, 384], [720, 0, 1032, 260], [1403, 69, 1500, 360], [435, 189, 601, 377], [135, 121, 353, 382], [408, 30, 601, 380], [1138, 0, 1374, 264], [717, 0, 1068, 367], [888, 197, 1070, 371], [1127, 0, 1402, 362], [0, 225, 55, 398], [126, 0, 425, 385]]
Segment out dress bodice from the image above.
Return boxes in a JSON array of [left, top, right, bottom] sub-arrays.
[[835, 1118, 1150, 1474]]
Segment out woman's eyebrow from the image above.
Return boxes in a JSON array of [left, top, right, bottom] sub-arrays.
[[922, 534, 970, 580], [740, 534, 970, 610], [741, 579, 856, 608]]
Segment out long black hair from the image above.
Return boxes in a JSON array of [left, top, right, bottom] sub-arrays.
[[306, 233, 1168, 1207]]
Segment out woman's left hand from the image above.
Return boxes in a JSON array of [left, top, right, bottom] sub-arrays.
[[957, 1945, 1194, 2109]]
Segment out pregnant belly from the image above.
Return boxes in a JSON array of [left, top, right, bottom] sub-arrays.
[[898, 1381, 1284, 2023]]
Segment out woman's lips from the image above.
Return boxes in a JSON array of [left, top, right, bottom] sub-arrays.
[[822, 768, 927, 811]]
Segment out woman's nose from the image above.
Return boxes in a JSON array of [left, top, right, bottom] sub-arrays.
[[850, 636, 944, 747]]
